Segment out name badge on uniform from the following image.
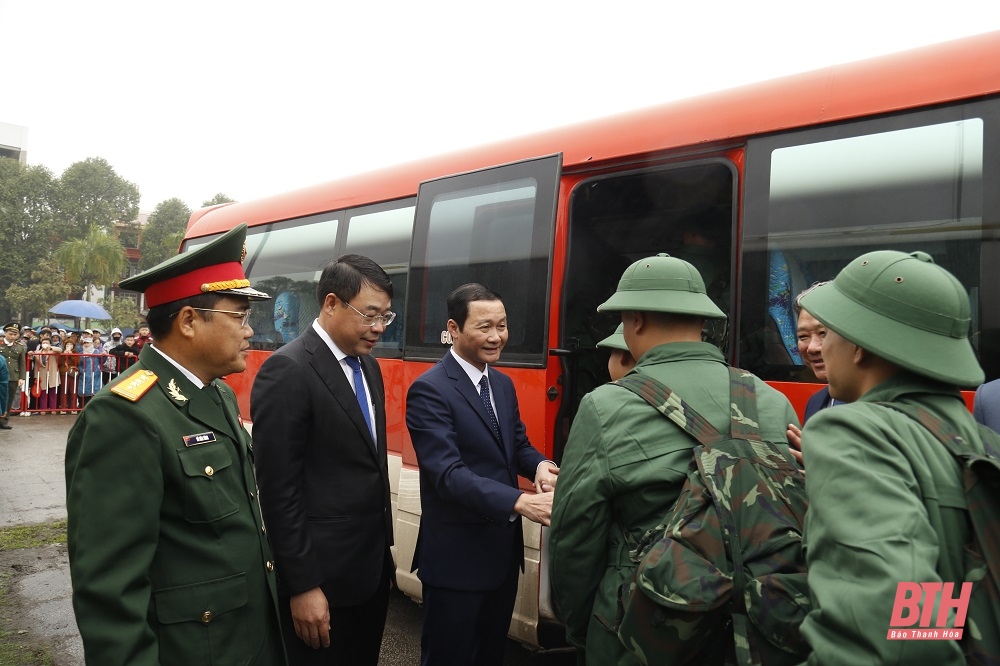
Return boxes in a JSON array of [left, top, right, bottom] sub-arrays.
[[183, 432, 217, 447]]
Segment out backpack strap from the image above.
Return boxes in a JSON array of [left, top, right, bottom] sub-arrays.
[[615, 375, 724, 447], [615, 367, 760, 446], [727, 367, 762, 442], [877, 402, 1000, 588]]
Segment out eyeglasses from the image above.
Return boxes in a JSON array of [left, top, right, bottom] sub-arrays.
[[340, 299, 396, 328], [181, 307, 253, 327]]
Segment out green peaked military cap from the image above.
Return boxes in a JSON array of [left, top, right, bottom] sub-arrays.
[[598, 253, 726, 319], [120, 223, 270, 308], [800, 250, 983, 387], [596, 324, 628, 352], [3, 322, 20, 333]]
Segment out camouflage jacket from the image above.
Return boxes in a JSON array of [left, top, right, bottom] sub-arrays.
[[549, 342, 799, 665], [800, 372, 983, 665]]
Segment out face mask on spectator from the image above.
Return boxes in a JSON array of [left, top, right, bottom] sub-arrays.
[[42, 342, 51, 350], [82, 338, 93, 346]]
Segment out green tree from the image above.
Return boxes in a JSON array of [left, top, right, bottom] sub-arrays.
[[55, 226, 126, 301], [54, 157, 140, 239], [140, 198, 192, 270], [98, 295, 143, 331], [5, 259, 69, 323], [202, 193, 235, 207], [0, 157, 57, 321]]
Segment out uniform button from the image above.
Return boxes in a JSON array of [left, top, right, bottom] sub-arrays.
[[266, 561, 274, 572], [204, 466, 214, 477], [201, 611, 213, 623]]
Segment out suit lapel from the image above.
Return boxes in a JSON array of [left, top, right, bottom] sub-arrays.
[[304, 329, 379, 458]]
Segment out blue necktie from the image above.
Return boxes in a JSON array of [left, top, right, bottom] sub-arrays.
[[479, 375, 501, 440], [344, 356, 375, 447]]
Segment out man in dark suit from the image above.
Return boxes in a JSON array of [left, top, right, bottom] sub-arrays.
[[251, 255, 395, 666], [406, 283, 558, 666], [787, 285, 839, 460], [974, 378, 1000, 433]]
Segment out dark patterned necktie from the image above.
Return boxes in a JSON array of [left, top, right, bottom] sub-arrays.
[[345, 356, 375, 447], [479, 375, 501, 440]]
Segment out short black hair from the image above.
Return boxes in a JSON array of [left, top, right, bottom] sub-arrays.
[[447, 283, 502, 331], [146, 293, 224, 339], [316, 254, 393, 307]]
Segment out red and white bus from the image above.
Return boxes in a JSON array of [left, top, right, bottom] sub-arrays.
[[180, 31, 1000, 648]]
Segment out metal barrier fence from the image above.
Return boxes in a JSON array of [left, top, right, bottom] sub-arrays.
[[16, 352, 139, 415]]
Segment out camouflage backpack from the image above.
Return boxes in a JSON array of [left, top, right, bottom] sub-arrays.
[[878, 403, 1000, 665], [612, 367, 811, 666]]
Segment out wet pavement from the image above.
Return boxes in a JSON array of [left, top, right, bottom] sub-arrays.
[[0, 413, 573, 664]]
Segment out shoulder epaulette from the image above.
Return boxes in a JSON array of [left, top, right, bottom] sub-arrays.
[[110, 370, 158, 402]]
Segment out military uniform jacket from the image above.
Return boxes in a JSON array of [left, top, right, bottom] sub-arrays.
[[0, 339, 26, 382], [65, 344, 285, 666], [548, 342, 799, 665], [800, 373, 985, 665]]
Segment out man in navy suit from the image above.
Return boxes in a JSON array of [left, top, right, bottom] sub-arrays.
[[974, 378, 1000, 433], [787, 284, 839, 460], [252, 255, 395, 665], [406, 283, 558, 666]]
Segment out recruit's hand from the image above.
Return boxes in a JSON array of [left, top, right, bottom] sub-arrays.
[[534, 462, 559, 493], [514, 491, 553, 526], [786, 423, 804, 467], [290, 587, 331, 649]]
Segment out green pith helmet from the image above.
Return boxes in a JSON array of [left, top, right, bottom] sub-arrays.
[[799, 250, 983, 387], [598, 253, 726, 319], [597, 324, 628, 352]]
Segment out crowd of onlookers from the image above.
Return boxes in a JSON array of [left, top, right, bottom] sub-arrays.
[[1, 322, 151, 416]]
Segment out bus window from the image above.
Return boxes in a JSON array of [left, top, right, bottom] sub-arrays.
[[344, 201, 415, 358], [240, 214, 341, 350], [559, 161, 736, 453], [742, 102, 1000, 381], [406, 155, 561, 365]]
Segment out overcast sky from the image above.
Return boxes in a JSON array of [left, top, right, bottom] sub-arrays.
[[4, 1, 1000, 213]]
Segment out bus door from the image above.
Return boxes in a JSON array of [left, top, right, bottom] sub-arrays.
[[557, 159, 739, 459]]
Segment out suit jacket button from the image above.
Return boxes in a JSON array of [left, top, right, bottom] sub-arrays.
[[266, 560, 274, 572], [201, 611, 213, 623], [204, 466, 214, 476]]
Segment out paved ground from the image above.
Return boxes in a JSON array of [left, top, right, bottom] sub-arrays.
[[0, 413, 84, 665], [0, 414, 573, 665]]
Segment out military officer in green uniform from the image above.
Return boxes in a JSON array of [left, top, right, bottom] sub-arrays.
[[797, 250, 998, 664], [1, 321, 27, 427], [65, 224, 287, 665], [548, 254, 799, 665]]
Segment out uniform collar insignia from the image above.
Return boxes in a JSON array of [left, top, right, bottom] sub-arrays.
[[167, 378, 188, 403]]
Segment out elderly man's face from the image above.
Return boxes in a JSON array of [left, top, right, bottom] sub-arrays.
[[796, 310, 828, 381]]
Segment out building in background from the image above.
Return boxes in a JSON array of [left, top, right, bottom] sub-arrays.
[[0, 123, 28, 163]]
